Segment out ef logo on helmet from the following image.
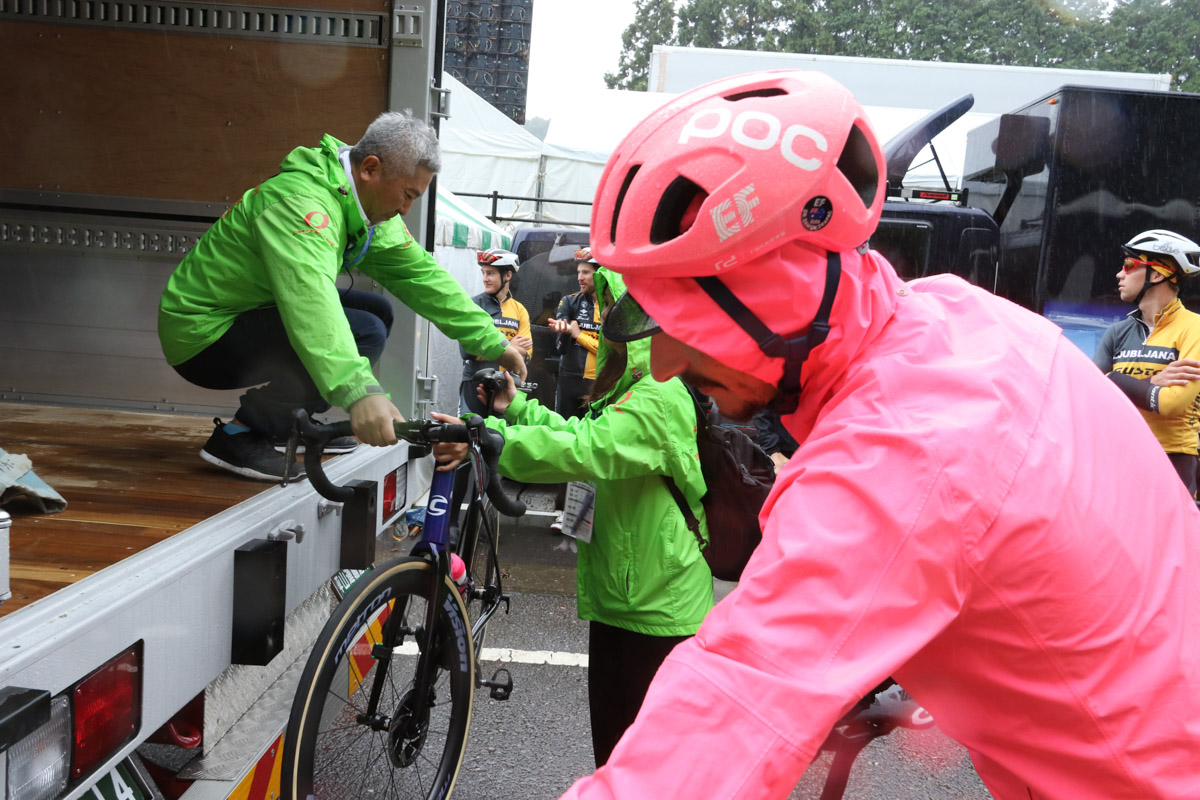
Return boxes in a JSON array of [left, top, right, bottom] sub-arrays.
[[678, 108, 829, 171], [712, 184, 760, 242]]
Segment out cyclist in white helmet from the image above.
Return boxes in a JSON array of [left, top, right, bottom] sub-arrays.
[[557, 71, 1200, 799], [459, 248, 532, 416], [1094, 229, 1200, 494]]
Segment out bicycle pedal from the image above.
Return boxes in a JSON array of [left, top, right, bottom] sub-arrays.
[[483, 668, 513, 701]]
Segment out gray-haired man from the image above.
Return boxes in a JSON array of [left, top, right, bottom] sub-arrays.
[[159, 110, 526, 480]]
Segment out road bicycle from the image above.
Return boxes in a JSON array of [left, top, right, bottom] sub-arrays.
[[276, 376, 933, 800], [280, 400, 525, 800]]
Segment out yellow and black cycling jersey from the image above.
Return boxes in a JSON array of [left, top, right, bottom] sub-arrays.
[[459, 291, 531, 380], [556, 291, 602, 380], [1094, 298, 1200, 455]]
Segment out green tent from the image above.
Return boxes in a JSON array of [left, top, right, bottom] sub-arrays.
[[435, 186, 512, 251]]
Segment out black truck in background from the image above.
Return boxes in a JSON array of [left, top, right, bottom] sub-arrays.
[[872, 84, 1200, 358]]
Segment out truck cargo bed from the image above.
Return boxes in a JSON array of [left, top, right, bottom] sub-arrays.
[[0, 403, 263, 616]]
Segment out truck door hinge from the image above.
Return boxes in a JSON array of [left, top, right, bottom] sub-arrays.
[[432, 83, 451, 120], [416, 372, 438, 408]]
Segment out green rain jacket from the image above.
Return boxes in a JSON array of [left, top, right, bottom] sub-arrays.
[[158, 134, 508, 411], [485, 269, 713, 636]]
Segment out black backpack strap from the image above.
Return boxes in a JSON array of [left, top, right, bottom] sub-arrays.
[[662, 386, 707, 553], [684, 384, 711, 437], [662, 475, 706, 553]]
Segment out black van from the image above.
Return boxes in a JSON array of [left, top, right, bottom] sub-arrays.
[[508, 226, 593, 410]]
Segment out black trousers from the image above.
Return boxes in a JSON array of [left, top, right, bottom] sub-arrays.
[[587, 621, 689, 767], [173, 289, 393, 438], [1167, 451, 1199, 498], [555, 374, 594, 420]]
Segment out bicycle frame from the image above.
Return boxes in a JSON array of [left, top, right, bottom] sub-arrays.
[[359, 432, 507, 734]]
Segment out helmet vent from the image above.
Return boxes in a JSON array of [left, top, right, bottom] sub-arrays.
[[725, 87, 787, 102], [650, 177, 708, 244], [610, 164, 641, 244], [837, 122, 880, 209]]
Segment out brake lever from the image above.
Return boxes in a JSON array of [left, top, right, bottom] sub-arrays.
[[280, 428, 301, 487]]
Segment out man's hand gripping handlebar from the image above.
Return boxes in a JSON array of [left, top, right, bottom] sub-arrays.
[[284, 409, 526, 518]]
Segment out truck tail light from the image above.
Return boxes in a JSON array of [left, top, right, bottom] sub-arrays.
[[383, 469, 399, 519], [71, 644, 142, 779], [383, 463, 407, 522], [6, 696, 70, 800]]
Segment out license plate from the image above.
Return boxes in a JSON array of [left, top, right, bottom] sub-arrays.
[[332, 567, 369, 600], [87, 760, 148, 800]]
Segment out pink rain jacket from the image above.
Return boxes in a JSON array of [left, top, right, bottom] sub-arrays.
[[563, 252, 1200, 799]]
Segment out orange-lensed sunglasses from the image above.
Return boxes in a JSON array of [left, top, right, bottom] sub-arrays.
[[1123, 257, 1157, 274]]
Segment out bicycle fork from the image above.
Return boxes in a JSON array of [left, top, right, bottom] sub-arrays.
[[353, 470, 462, 763], [406, 468, 459, 727]]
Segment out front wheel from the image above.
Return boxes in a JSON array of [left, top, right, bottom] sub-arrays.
[[283, 559, 475, 800]]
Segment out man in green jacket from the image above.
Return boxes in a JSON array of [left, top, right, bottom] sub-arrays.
[[158, 110, 527, 480], [434, 268, 712, 766]]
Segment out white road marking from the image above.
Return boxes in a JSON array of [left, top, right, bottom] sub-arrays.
[[479, 647, 589, 667], [392, 642, 588, 667]]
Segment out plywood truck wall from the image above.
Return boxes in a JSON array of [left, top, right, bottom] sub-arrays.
[[0, 0, 390, 201]]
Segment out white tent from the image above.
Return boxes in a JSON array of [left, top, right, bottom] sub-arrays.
[[539, 87, 677, 224], [439, 73, 544, 226]]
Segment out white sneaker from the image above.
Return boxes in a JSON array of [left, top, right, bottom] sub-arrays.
[[550, 511, 564, 532]]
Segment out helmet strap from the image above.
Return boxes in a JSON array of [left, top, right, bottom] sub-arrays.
[[694, 251, 841, 415], [1133, 263, 1167, 307], [487, 272, 512, 299]]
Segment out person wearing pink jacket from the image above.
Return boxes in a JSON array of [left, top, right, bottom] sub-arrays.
[[565, 70, 1200, 799]]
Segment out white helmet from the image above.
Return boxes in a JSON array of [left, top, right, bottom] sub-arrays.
[[1122, 229, 1200, 280], [477, 248, 520, 273]]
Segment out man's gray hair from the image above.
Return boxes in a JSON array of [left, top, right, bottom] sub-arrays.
[[351, 109, 442, 177]]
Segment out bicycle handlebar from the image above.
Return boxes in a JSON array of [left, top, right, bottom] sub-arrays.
[[473, 367, 537, 395], [288, 410, 526, 518]]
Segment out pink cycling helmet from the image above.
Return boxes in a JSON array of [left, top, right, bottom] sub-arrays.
[[590, 69, 885, 278]]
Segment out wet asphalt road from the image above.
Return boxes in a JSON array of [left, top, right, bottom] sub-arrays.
[[373, 507, 992, 800]]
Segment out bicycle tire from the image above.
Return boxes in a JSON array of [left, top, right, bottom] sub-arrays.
[[457, 497, 500, 654], [283, 558, 474, 800]]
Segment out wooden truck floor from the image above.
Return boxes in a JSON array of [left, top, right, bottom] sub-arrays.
[[1, 403, 265, 617]]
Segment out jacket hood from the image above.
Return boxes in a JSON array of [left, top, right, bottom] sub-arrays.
[[592, 267, 653, 404], [622, 241, 905, 439], [279, 134, 369, 244]]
